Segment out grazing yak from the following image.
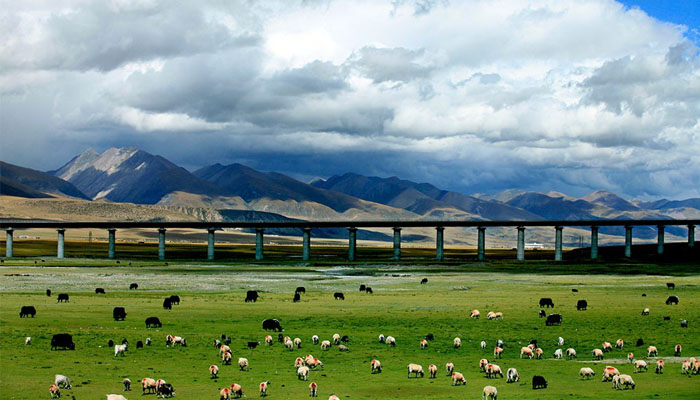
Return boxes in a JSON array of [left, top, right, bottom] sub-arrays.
[[46, 289, 52, 297], [666, 282, 675, 289], [51, 334, 75, 350], [295, 286, 306, 294], [169, 295, 180, 305], [666, 295, 679, 305], [248, 341, 260, 349], [145, 317, 162, 328], [57, 293, 69, 303], [245, 290, 259, 302], [532, 375, 547, 389], [95, 288, 106, 294], [539, 298, 554, 308], [334, 292, 345, 300], [577, 300, 588, 310], [129, 283, 138, 290], [420, 278, 428, 284], [539, 310, 546, 318], [365, 287, 373, 294], [681, 319, 688, 328], [163, 298, 172, 310], [113, 307, 127, 321], [293, 293, 301, 303], [545, 314, 562, 326], [262, 319, 283, 332], [19, 306, 36, 318], [359, 284, 366, 292]]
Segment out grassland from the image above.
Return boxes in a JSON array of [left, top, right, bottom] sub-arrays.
[[1, 258, 699, 399]]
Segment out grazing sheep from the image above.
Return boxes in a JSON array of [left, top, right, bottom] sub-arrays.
[[230, 383, 243, 398], [535, 348, 543, 359], [114, 343, 128, 357], [259, 381, 270, 397], [311, 335, 319, 345], [554, 349, 563, 359], [146, 338, 151, 346], [55, 374, 72, 389], [479, 359, 489, 372], [238, 357, 249, 371], [265, 335, 273, 346], [25, 336, 31, 345], [222, 352, 232, 365], [481, 341, 487, 349], [627, 352, 634, 362], [209, 365, 219, 379], [292, 337, 301, 348], [602, 342, 612, 352], [407, 363, 424, 378], [634, 360, 648, 373], [674, 344, 682, 356], [329, 396, 340, 400], [655, 359, 664, 374], [602, 366, 620, 382], [647, 346, 658, 357], [420, 339, 428, 349], [386, 336, 396, 346], [49, 384, 60, 399], [338, 345, 349, 352], [497, 339, 504, 348], [579, 367, 595, 380], [106, 395, 128, 400], [295, 357, 305, 368], [428, 364, 437, 378], [371, 359, 382, 374], [485, 364, 503, 379], [378, 334, 385, 343], [616, 374, 635, 390], [309, 382, 317, 397], [453, 337, 461, 349], [482, 385, 497, 400], [566, 348, 577, 360], [321, 340, 331, 350], [615, 339, 624, 349], [520, 347, 534, 359], [592, 349, 604, 360], [452, 371, 466, 385], [123, 378, 131, 391], [558, 337, 564, 346], [332, 333, 340, 345], [506, 367, 519, 383], [298, 366, 311, 381], [681, 319, 688, 328], [142, 378, 157, 394], [682, 360, 692, 374], [470, 309, 480, 319], [307, 357, 323, 370], [220, 387, 232, 400], [219, 344, 231, 355], [285, 340, 294, 351], [494, 347, 503, 359], [487, 311, 503, 320], [642, 308, 650, 315], [445, 362, 454, 376]]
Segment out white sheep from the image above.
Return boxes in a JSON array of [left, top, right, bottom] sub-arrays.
[[592, 348, 604, 360], [407, 363, 424, 378], [506, 367, 519, 383], [470, 309, 480, 319], [55, 374, 72, 389], [634, 360, 647, 373], [480, 340, 487, 349], [285, 340, 294, 351], [554, 348, 563, 359], [579, 367, 595, 380], [114, 343, 128, 357], [420, 339, 428, 349], [238, 357, 249, 371], [453, 337, 461, 349], [566, 348, 577, 360], [386, 336, 396, 346], [309, 382, 317, 397], [451, 371, 466, 385], [25, 336, 31, 345], [265, 335, 273, 346], [558, 336, 564, 346], [655, 359, 664, 374], [321, 340, 331, 350], [378, 334, 385, 343], [209, 365, 219, 379], [602, 366, 620, 382], [294, 337, 302, 348], [482, 385, 498, 400], [642, 308, 650, 315], [311, 335, 319, 345], [445, 362, 454, 376], [485, 364, 503, 379], [493, 347, 503, 359], [297, 366, 310, 381], [371, 359, 382, 374], [332, 333, 340, 345], [520, 347, 534, 359], [428, 364, 437, 378], [647, 345, 658, 357], [479, 359, 489, 372], [106, 395, 128, 400], [617, 374, 635, 390], [615, 339, 624, 349]]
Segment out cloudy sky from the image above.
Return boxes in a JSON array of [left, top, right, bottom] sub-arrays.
[[1, 0, 699, 200]]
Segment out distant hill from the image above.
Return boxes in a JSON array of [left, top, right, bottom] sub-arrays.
[[52, 148, 225, 204], [0, 161, 89, 199], [582, 190, 641, 211], [312, 173, 540, 220]]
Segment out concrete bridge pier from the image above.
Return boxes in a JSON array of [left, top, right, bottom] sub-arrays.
[[435, 227, 444, 261], [158, 228, 166, 260], [477, 226, 485, 261], [108, 228, 116, 259], [302, 228, 311, 261], [657, 225, 664, 255], [516, 226, 525, 261], [624, 225, 633, 258], [689, 224, 695, 247], [255, 228, 264, 261], [57, 228, 65, 259], [393, 227, 401, 260], [590, 226, 599, 260], [207, 228, 216, 260], [5, 228, 13, 258], [348, 227, 357, 261], [554, 226, 563, 261]]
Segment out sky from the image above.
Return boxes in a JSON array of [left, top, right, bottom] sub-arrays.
[[1, 0, 699, 200]]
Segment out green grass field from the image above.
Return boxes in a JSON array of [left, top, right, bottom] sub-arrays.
[[1, 261, 699, 399]]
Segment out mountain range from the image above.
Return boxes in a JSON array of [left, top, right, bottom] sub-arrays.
[[2, 147, 699, 242]]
